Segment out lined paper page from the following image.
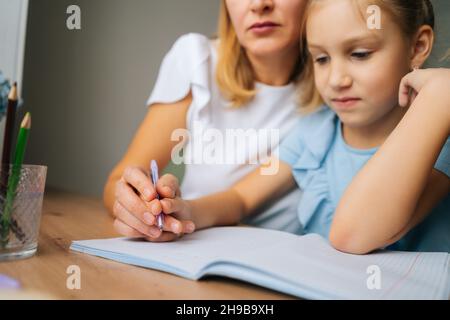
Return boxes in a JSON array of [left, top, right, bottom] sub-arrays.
[[71, 227, 449, 299], [221, 233, 449, 299], [71, 227, 294, 278]]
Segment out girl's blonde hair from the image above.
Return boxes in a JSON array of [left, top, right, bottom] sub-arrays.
[[358, 0, 435, 36], [442, 49, 450, 61], [215, 0, 321, 109], [302, 0, 435, 112]]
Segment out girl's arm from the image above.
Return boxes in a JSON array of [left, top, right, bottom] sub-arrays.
[[330, 69, 450, 254], [145, 159, 297, 242], [189, 159, 297, 229]]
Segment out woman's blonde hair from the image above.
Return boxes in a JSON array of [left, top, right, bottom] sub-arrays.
[[215, 0, 321, 109]]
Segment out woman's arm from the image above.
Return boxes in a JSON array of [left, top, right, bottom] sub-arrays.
[[330, 69, 450, 254], [103, 92, 192, 215]]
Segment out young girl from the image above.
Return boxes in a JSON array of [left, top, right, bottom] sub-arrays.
[[132, 0, 450, 254], [105, 0, 316, 238]]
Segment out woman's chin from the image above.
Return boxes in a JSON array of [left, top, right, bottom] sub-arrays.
[[245, 39, 294, 59]]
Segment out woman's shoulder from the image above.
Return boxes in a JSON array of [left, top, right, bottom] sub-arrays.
[[172, 33, 212, 46], [166, 33, 213, 66], [147, 33, 214, 107]]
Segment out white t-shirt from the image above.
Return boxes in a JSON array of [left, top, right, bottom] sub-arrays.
[[147, 33, 303, 234]]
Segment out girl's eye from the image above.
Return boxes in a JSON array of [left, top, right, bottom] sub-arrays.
[[351, 51, 372, 59], [314, 56, 329, 65]]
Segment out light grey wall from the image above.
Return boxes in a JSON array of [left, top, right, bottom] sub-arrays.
[[426, 0, 450, 68], [22, 0, 220, 196], [0, 0, 28, 87], [21, 0, 449, 197], [0, 0, 28, 156]]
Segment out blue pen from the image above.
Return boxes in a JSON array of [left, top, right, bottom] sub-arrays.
[[150, 160, 165, 231]]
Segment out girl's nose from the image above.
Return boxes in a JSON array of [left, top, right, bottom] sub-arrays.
[[250, 0, 274, 15], [329, 63, 352, 90]]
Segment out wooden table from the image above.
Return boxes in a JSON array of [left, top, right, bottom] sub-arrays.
[[0, 189, 293, 299]]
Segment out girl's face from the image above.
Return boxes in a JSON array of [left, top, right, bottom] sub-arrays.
[[226, 0, 307, 59], [306, 0, 412, 128]]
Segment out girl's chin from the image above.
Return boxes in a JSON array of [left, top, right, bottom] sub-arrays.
[[336, 113, 372, 128]]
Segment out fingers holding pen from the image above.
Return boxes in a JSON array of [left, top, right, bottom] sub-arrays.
[[115, 178, 159, 225], [122, 166, 158, 201], [147, 197, 195, 235], [156, 173, 181, 198], [161, 215, 195, 235], [113, 200, 193, 241], [113, 200, 163, 238], [163, 202, 195, 234], [113, 164, 195, 241], [113, 219, 146, 238], [144, 231, 183, 243], [144, 219, 194, 243]]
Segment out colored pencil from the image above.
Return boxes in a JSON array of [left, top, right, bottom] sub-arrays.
[[0, 112, 31, 246]]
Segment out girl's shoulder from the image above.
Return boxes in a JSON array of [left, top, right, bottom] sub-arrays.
[[279, 105, 338, 167], [286, 105, 337, 146], [435, 136, 450, 178], [296, 105, 336, 132]]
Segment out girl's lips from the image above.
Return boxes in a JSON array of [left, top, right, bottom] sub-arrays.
[[332, 98, 361, 109]]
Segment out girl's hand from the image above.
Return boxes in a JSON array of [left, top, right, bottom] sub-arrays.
[[113, 166, 195, 242], [399, 68, 450, 108], [145, 173, 196, 242]]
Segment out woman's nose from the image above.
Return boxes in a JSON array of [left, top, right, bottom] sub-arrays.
[[250, 0, 274, 15]]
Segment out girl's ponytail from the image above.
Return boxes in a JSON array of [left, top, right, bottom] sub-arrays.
[[422, 0, 435, 29]]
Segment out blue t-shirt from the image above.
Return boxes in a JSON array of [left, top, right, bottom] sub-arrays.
[[280, 106, 450, 252]]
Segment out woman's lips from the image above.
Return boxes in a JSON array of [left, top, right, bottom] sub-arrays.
[[249, 21, 280, 35], [332, 97, 361, 109]]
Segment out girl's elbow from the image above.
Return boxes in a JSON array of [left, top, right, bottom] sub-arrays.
[[329, 225, 380, 255], [329, 207, 388, 254]]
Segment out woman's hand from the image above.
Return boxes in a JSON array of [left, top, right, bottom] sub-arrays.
[[112, 166, 196, 242], [399, 68, 450, 109]]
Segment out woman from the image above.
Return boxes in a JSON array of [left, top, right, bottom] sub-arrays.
[[103, 0, 318, 239]]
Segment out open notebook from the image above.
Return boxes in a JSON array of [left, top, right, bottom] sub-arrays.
[[70, 226, 450, 300]]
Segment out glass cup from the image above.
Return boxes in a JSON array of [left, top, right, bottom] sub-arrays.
[[0, 164, 47, 261]]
